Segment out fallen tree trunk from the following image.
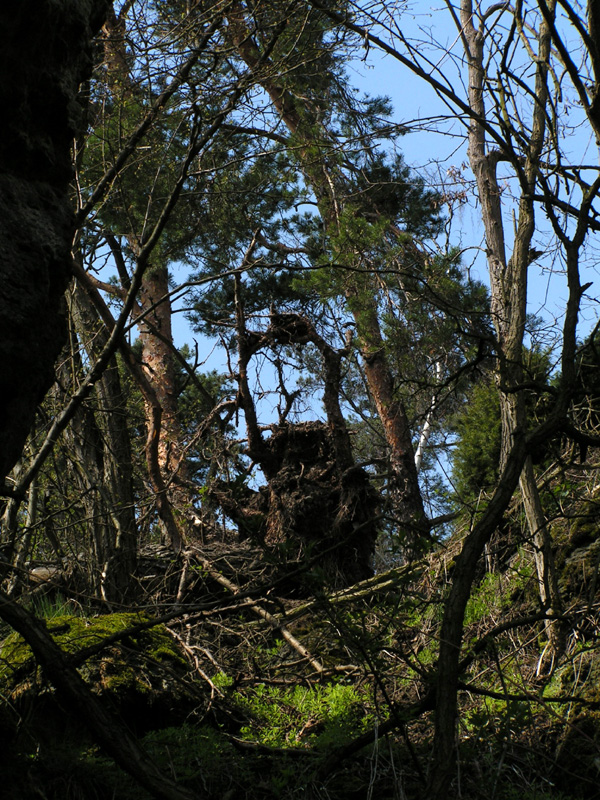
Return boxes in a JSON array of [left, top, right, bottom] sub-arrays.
[[0, 592, 199, 800]]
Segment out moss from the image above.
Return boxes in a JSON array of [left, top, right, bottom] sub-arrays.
[[464, 572, 512, 626], [228, 680, 373, 751], [569, 516, 599, 548], [2, 611, 183, 673], [0, 613, 194, 733]]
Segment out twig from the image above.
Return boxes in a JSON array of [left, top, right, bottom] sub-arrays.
[[281, 561, 424, 623], [195, 556, 324, 674]]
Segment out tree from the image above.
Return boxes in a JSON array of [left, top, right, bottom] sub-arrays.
[[58, 0, 487, 580], [7, 4, 600, 798], [0, 3, 203, 798], [307, 1, 600, 795], [75, 0, 226, 550], [226, 1, 430, 547], [205, 0, 495, 563], [0, 0, 108, 482]]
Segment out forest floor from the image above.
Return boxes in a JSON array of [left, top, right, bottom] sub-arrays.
[[1, 525, 599, 800]]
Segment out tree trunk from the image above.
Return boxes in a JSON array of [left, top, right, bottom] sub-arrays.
[[352, 296, 428, 546], [136, 264, 202, 546], [70, 285, 138, 602], [0, 0, 108, 482], [520, 456, 564, 655], [73, 262, 186, 554], [0, 592, 199, 800], [98, 10, 201, 549], [461, 0, 563, 654], [426, 3, 563, 795], [427, 435, 529, 799]]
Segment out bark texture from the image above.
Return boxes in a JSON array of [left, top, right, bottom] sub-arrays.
[[137, 265, 199, 547], [0, 0, 109, 482]]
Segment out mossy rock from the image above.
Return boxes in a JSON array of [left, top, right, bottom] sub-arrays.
[[0, 612, 200, 737]]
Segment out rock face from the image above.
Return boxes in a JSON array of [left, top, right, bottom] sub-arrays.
[[0, 0, 108, 480]]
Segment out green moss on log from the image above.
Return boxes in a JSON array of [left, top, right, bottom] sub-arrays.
[[0, 613, 194, 729]]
